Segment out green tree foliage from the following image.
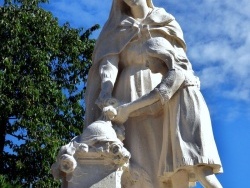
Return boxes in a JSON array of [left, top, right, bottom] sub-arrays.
[[0, 0, 99, 186], [0, 175, 22, 188]]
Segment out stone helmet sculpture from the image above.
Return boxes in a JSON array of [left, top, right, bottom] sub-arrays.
[[80, 120, 122, 146]]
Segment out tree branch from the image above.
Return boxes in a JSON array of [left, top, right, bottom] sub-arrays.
[[7, 133, 28, 141]]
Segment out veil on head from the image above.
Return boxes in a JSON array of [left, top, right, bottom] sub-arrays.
[[107, 0, 154, 25], [94, 0, 154, 61], [147, 0, 154, 8]]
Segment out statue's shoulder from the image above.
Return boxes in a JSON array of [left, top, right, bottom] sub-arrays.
[[151, 7, 175, 21]]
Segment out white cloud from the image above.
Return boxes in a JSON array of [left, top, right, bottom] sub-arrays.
[[164, 0, 250, 102], [198, 66, 226, 89]]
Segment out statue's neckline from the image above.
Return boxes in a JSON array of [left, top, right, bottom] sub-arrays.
[[134, 7, 153, 22]]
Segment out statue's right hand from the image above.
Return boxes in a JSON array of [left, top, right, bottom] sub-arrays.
[[95, 93, 119, 109], [95, 90, 110, 108], [103, 105, 117, 120], [112, 104, 129, 124]]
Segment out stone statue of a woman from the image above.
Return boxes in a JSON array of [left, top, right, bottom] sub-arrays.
[[85, 0, 223, 187], [105, 36, 223, 187]]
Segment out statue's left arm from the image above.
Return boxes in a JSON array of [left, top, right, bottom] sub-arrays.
[[96, 55, 119, 108], [113, 68, 185, 123]]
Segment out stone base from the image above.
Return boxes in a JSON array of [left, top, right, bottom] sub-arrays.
[[61, 162, 123, 188], [51, 121, 130, 188]]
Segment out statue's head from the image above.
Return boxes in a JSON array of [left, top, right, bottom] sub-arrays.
[[109, 0, 154, 20]]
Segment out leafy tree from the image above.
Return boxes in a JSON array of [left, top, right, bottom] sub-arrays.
[[0, 175, 22, 188], [0, 0, 99, 186]]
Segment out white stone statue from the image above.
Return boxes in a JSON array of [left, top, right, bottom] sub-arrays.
[[84, 0, 223, 187]]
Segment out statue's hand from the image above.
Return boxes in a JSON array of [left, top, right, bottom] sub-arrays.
[[95, 91, 110, 109], [103, 105, 117, 120], [95, 96, 119, 109], [113, 104, 129, 124], [96, 80, 116, 109]]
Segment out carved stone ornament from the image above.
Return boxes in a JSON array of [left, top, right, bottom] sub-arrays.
[[51, 120, 130, 185]]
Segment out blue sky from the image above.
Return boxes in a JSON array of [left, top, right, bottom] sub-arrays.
[[2, 0, 250, 187]]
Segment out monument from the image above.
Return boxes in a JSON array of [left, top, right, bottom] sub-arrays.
[[51, 0, 223, 187]]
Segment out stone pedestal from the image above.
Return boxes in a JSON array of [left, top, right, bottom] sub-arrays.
[[51, 121, 130, 188], [64, 163, 123, 188]]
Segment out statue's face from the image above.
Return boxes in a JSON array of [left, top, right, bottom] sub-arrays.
[[123, 0, 147, 7]]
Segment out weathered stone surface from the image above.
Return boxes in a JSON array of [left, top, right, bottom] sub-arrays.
[[51, 121, 130, 188], [66, 164, 123, 188], [52, 0, 223, 187]]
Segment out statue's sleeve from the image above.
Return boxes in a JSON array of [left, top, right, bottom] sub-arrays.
[[154, 69, 185, 104]]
